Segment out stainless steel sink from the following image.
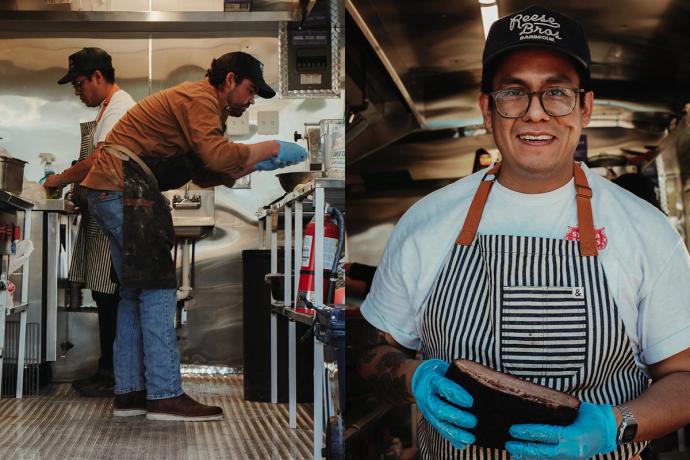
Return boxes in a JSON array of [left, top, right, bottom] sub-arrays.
[[162, 185, 215, 239]]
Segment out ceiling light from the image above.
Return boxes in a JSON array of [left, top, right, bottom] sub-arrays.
[[479, 1, 499, 39]]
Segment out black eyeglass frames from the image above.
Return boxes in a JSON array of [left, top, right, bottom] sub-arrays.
[[489, 87, 586, 118]]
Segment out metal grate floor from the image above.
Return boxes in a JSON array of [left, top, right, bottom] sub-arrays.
[[0, 374, 314, 459]]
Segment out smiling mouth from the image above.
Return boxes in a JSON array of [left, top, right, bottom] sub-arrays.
[[518, 134, 555, 145]]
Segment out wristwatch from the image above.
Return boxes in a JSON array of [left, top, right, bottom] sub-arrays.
[[616, 405, 638, 444]]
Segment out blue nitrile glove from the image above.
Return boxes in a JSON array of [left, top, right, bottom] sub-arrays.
[[411, 359, 477, 451], [254, 141, 307, 171], [254, 157, 282, 170], [505, 402, 618, 460]]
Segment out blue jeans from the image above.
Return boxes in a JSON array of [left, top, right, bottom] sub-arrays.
[[87, 190, 183, 399]]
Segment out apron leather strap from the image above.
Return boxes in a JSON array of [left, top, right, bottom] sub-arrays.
[[102, 143, 160, 190], [95, 84, 119, 124], [456, 162, 598, 257], [124, 198, 155, 208], [456, 163, 501, 245], [573, 162, 598, 256]]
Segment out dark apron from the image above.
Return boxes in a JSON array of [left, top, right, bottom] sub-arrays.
[[417, 162, 649, 460], [105, 143, 207, 288], [105, 145, 177, 289]]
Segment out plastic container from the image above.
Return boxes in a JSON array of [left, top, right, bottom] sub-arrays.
[[38, 153, 60, 199], [304, 123, 322, 165], [323, 124, 344, 178], [320, 119, 344, 178]]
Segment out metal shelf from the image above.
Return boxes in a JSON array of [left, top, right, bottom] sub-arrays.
[[258, 178, 345, 219], [4, 302, 28, 316], [271, 303, 314, 326], [0, 10, 299, 34]]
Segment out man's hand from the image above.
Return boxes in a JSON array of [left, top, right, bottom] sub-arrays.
[[505, 402, 618, 460], [254, 141, 307, 171], [42, 174, 63, 190], [412, 359, 477, 451]]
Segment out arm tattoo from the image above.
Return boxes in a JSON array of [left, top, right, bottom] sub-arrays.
[[355, 326, 417, 405]]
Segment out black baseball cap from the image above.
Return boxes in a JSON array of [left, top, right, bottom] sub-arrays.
[[481, 5, 591, 92], [210, 51, 276, 99], [58, 47, 113, 85]]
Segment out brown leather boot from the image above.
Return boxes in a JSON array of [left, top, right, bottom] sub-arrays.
[[146, 393, 224, 421], [113, 390, 147, 417]]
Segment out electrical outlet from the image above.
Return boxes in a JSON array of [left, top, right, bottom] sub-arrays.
[[226, 111, 250, 136], [257, 111, 280, 135]]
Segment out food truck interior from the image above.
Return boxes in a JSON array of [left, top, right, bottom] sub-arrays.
[[345, 1, 690, 459]]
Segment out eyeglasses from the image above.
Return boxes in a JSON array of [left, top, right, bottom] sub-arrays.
[[71, 75, 91, 92], [489, 87, 585, 118]]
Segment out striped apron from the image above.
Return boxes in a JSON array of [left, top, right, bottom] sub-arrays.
[[68, 119, 118, 295], [418, 162, 649, 460]]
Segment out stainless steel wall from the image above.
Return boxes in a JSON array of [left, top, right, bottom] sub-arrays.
[[0, 35, 344, 370]]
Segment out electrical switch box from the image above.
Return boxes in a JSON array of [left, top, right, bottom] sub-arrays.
[[280, 0, 341, 97]]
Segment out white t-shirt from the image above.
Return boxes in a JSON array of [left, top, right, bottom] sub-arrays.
[[92, 89, 136, 146], [361, 163, 690, 376]]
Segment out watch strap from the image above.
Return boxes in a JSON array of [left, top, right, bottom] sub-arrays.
[[616, 404, 638, 444]]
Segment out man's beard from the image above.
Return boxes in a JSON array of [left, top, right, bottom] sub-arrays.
[[224, 104, 245, 117]]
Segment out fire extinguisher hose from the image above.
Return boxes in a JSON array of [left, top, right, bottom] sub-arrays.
[[327, 206, 345, 304]]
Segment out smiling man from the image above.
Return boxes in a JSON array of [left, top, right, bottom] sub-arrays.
[[50, 50, 307, 422], [358, 5, 690, 459]]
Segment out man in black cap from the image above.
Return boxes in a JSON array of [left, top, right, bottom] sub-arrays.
[[51, 51, 306, 421], [46, 47, 135, 397], [358, 5, 690, 459]]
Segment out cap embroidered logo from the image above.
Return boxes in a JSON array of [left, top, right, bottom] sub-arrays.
[[509, 13, 562, 42]]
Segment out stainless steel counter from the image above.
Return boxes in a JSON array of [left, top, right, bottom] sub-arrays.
[[31, 198, 75, 213]]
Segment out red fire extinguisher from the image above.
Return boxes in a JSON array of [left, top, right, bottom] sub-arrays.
[[297, 215, 340, 313]]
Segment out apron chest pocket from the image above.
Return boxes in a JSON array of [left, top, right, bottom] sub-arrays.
[[500, 286, 588, 380]]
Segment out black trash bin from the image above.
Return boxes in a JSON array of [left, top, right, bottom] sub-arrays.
[[242, 249, 314, 403]]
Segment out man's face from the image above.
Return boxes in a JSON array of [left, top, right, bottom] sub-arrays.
[[222, 76, 257, 118], [71, 72, 101, 108], [479, 48, 593, 191]]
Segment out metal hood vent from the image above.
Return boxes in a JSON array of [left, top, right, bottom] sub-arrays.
[[345, 6, 421, 164], [346, 0, 690, 191]]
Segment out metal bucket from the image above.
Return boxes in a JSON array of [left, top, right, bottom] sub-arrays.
[[0, 157, 27, 195]]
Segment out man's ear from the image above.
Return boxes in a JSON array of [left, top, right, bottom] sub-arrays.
[[224, 72, 236, 90], [92, 69, 103, 82], [479, 92, 493, 132], [581, 90, 594, 128]]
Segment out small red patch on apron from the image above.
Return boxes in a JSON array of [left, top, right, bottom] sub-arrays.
[[565, 226, 608, 250]]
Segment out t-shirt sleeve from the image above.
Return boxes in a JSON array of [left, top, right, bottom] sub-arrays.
[[179, 97, 249, 178], [94, 92, 134, 145], [638, 237, 690, 364], [360, 225, 421, 351]]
